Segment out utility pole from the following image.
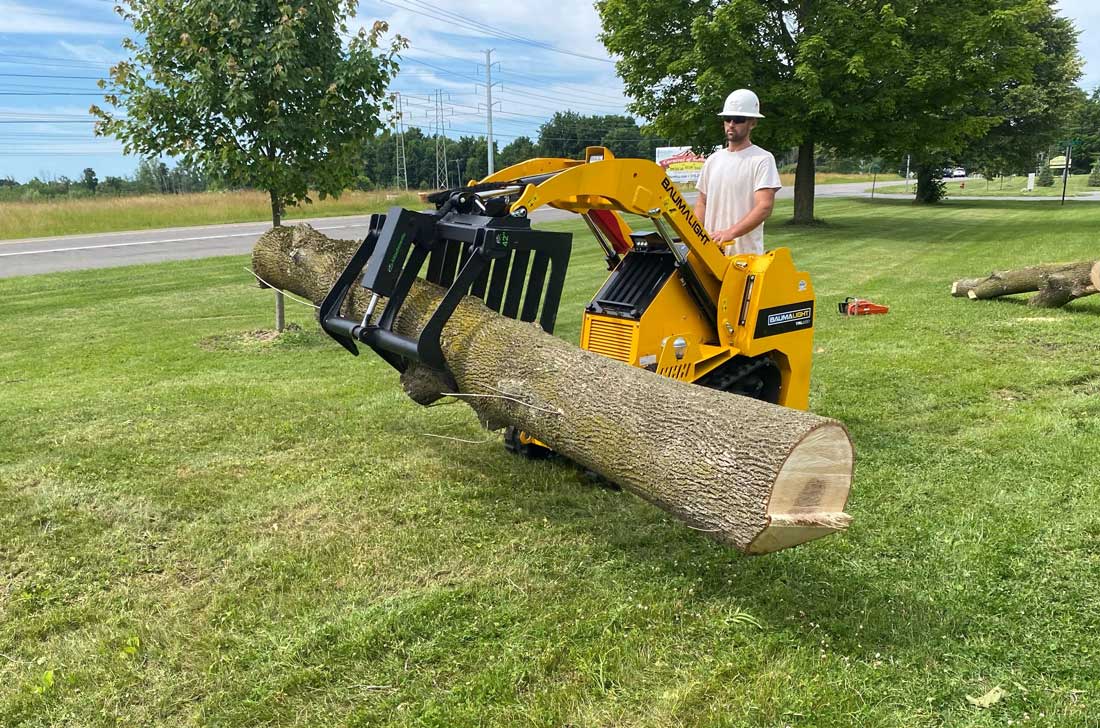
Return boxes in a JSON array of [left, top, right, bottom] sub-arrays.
[[478, 49, 501, 175], [1060, 142, 1073, 206], [393, 92, 408, 191], [432, 90, 450, 189]]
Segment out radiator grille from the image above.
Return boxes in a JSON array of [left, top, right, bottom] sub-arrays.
[[657, 362, 693, 381], [585, 316, 635, 363]]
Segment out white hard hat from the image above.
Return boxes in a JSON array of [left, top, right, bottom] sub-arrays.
[[718, 89, 764, 118]]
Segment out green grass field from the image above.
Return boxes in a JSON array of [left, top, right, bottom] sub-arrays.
[[0, 175, 902, 241], [876, 173, 1100, 198], [2, 199, 1099, 726], [0, 189, 426, 241]]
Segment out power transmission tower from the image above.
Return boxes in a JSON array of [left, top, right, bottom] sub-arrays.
[[477, 49, 502, 175], [392, 92, 408, 190], [432, 90, 450, 189]]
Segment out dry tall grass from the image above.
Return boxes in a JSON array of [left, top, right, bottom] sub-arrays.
[[0, 189, 425, 241]]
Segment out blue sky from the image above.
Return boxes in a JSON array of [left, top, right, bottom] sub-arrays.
[[1, 0, 1098, 183]]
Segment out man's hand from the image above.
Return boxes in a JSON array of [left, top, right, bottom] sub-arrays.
[[711, 228, 737, 244]]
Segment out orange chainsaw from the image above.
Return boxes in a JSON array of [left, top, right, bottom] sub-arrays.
[[838, 297, 889, 316]]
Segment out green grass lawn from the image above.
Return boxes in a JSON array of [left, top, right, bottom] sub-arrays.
[[2, 199, 1099, 726], [0, 189, 426, 241], [0, 175, 899, 242], [876, 173, 1100, 198]]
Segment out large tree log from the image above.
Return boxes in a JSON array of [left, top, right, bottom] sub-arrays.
[[951, 261, 1098, 308], [252, 224, 854, 554]]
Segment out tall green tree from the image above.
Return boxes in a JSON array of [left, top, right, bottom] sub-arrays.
[[925, 3, 1082, 187], [92, 0, 405, 226], [537, 112, 660, 160], [80, 168, 98, 194], [598, 0, 1081, 219], [498, 136, 538, 168], [1064, 87, 1100, 172]]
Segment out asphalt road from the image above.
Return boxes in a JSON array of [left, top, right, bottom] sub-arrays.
[[0, 201, 597, 279], [0, 180, 1004, 279]]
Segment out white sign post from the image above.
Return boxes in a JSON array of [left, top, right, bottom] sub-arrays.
[[1027, 173, 1036, 192]]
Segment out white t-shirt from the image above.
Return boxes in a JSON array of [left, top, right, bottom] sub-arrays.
[[696, 144, 782, 255]]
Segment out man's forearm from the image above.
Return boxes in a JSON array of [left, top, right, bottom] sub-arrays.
[[724, 201, 773, 240]]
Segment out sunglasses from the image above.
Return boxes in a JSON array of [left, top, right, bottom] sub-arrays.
[[722, 116, 750, 124]]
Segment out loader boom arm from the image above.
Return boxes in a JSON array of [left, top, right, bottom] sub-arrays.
[[500, 148, 732, 287]]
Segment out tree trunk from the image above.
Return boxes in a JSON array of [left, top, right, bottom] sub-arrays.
[[268, 188, 284, 331], [269, 189, 282, 227], [914, 163, 943, 204], [952, 261, 1098, 307], [792, 139, 816, 224], [251, 224, 855, 555]]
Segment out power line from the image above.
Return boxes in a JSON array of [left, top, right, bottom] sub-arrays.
[[0, 120, 99, 124], [379, 0, 614, 65], [404, 49, 630, 105], [0, 72, 104, 80], [398, 58, 627, 114]]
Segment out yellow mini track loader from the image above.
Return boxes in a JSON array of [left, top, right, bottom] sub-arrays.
[[320, 147, 816, 456]]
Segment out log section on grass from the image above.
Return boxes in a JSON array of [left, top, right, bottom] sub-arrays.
[[951, 261, 1098, 307], [252, 224, 854, 555]]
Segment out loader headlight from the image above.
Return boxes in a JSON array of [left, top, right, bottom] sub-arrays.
[[673, 336, 687, 360]]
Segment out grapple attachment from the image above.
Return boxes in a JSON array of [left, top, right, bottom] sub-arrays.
[[320, 198, 572, 374]]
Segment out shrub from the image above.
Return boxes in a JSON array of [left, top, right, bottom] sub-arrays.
[[915, 166, 947, 203]]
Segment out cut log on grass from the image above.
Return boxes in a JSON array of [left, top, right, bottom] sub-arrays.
[[951, 278, 983, 298], [951, 261, 1098, 308], [252, 224, 855, 554]]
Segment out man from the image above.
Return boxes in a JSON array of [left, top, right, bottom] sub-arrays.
[[693, 88, 782, 256]]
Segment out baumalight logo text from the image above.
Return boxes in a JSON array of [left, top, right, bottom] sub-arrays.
[[768, 307, 812, 327]]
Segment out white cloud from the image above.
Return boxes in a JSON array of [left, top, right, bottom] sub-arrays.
[[0, 1, 122, 35], [56, 40, 121, 66], [356, 0, 622, 89]]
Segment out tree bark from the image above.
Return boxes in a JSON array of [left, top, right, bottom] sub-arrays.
[[251, 224, 855, 554], [915, 163, 944, 204], [951, 278, 983, 297], [954, 261, 1098, 307], [792, 139, 816, 224], [269, 188, 282, 227]]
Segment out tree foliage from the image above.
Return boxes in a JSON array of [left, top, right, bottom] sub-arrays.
[[960, 10, 1082, 181], [352, 115, 665, 191], [1038, 162, 1055, 187], [536, 112, 665, 160], [80, 168, 99, 193], [597, 0, 1082, 214], [92, 0, 405, 225], [498, 136, 538, 168], [1065, 87, 1100, 172]]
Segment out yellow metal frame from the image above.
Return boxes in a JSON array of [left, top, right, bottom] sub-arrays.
[[472, 146, 814, 411]]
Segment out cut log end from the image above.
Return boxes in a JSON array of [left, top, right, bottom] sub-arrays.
[[952, 278, 982, 297], [745, 423, 854, 554]]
